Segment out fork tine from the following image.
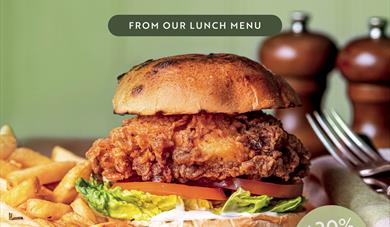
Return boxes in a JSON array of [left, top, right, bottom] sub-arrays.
[[306, 113, 353, 169], [329, 110, 383, 161], [312, 111, 362, 166], [323, 110, 371, 163]]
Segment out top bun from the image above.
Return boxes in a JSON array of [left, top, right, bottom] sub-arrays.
[[113, 53, 300, 115]]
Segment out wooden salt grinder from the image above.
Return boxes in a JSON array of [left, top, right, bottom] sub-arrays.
[[337, 17, 390, 148], [259, 12, 338, 158]]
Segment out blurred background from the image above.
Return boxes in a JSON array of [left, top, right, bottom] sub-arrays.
[[1, 0, 389, 153]]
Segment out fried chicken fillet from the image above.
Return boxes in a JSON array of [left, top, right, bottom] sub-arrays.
[[87, 111, 309, 184]]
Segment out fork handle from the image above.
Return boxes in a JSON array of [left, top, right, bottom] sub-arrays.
[[359, 163, 390, 177], [375, 186, 390, 198], [363, 177, 390, 199]]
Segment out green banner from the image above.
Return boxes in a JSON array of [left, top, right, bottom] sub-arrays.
[[108, 15, 281, 36]]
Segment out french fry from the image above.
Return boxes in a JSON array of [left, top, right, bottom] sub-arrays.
[[0, 201, 40, 227], [51, 146, 85, 163], [0, 178, 6, 198], [91, 221, 129, 227], [53, 161, 91, 203], [92, 208, 108, 223], [59, 212, 95, 226], [25, 199, 72, 220], [0, 219, 37, 227], [70, 198, 97, 223], [7, 161, 75, 186], [1, 178, 40, 207], [0, 125, 17, 160], [17, 201, 27, 211], [38, 186, 55, 201], [0, 177, 8, 191], [0, 160, 20, 178], [54, 219, 80, 227], [8, 147, 52, 167], [8, 159, 22, 168], [34, 219, 56, 227]]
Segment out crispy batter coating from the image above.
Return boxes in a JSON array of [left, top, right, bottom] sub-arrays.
[[86, 112, 310, 183]]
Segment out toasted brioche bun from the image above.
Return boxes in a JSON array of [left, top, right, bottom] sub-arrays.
[[95, 212, 305, 227], [113, 54, 300, 115]]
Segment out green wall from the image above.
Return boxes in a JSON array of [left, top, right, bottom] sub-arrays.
[[1, 0, 389, 140]]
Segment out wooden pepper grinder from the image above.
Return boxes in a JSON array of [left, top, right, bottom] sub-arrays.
[[337, 17, 390, 148], [259, 12, 338, 158]]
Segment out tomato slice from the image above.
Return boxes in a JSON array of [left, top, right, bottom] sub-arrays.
[[112, 182, 227, 201], [211, 178, 303, 198]]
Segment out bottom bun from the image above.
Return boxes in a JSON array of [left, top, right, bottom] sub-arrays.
[[129, 212, 305, 227], [148, 212, 305, 227], [93, 212, 306, 227]]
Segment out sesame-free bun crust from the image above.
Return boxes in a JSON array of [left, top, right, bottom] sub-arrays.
[[113, 54, 300, 115]]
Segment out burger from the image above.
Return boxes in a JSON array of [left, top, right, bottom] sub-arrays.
[[76, 53, 310, 226]]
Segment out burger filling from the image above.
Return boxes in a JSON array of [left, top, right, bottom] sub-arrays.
[[80, 111, 310, 221]]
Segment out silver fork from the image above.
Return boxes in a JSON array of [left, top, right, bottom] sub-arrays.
[[306, 110, 390, 196]]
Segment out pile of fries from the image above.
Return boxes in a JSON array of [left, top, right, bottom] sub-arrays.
[[0, 125, 126, 227]]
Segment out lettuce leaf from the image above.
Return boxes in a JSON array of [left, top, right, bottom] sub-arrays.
[[220, 188, 272, 213], [75, 178, 181, 221], [270, 196, 303, 213], [219, 188, 303, 214], [183, 199, 213, 210]]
